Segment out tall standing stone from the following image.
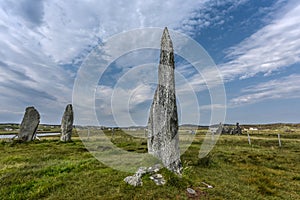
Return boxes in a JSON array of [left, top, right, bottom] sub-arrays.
[[60, 104, 74, 142], [147, 27, 182, 174], [18, 106, 40, 142]]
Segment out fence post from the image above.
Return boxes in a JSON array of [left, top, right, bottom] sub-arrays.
[[247, 132, 251, 145], [278, 133, 282, 147]]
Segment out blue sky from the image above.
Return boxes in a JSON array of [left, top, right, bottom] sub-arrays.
[[0, 0, 299, 125]]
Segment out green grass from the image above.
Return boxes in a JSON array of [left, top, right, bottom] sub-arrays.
[[0, 129, 299, 199]]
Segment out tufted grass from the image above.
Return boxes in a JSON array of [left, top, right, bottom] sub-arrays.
[[0, 128, 299, 199]]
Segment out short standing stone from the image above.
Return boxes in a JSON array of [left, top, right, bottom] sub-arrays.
[[147, 27, 182, 174], [18, 106, 40, 142], [234, 122, 242, 135], [60, 104, 74, 142]]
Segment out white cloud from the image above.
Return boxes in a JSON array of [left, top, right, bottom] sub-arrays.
[[0, 0, 236, 124], [2, 0, 294, 124], [200, 104, 226, 110], [38, 0, 205, 64], [0, 3, 73, 123], [220, 1, 300, 81], [182, 0, 249, 35], [5, 0, 248, 64], [93, 63, 218, 126], [230, 74, 300, 106]]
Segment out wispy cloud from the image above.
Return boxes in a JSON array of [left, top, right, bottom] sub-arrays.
[[0, 3, 73, 123], [39, 0, 206, 64], [0, 0, 298, 124], [220, 1, 300, 81], [181, 0, 250, 34], [230, 74, 300, 106], [0, 0, 239, 124], [200, 104, 226, 110], [1, 0, 249, 65], [94, 63, 223, 126]]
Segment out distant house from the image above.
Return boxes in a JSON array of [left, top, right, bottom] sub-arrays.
[[209, 127, 218, 133], [4, 128, 13, 131], [187, 130, 196, 134], [249, 127, 258, 131]]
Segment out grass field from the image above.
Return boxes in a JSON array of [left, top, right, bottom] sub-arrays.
[[0, 128, 299, 199]]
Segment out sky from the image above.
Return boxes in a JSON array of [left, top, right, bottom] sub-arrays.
[[0, 0, 299, 126]]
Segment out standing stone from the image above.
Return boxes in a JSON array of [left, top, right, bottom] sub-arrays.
[[18, 106, 40, 142], [234, 122, 242, 135], [147, 27, 182, 174], [60, 104, 74, 142]]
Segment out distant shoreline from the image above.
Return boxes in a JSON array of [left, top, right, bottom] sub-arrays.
[[0, 130, 61, 135]]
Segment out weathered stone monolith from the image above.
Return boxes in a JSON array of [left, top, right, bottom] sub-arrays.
[[18, 106, 40, 142], [147, 27, 182, 174], [60, 104, 74, 142]]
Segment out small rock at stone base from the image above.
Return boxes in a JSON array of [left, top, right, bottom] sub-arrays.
[[153, 179, 166, 186], [152, 174, 163, 179], [150, 174, 166, 185], [136, 167, 147, 177], [187, 188, 196, 195], [124, 175, 142, 187], [147, 164, 162, 173]]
